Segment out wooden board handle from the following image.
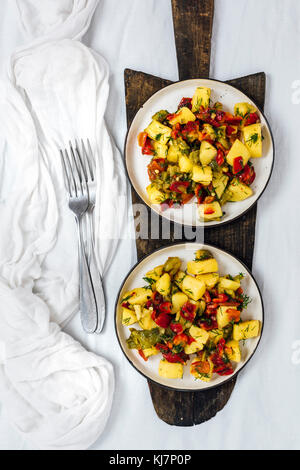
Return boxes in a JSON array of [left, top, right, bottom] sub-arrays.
[[171, 0, 214, 80]]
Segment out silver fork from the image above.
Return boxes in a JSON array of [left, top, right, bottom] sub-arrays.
[[78, 139, 106, 333], [60, 143, 98, 334]]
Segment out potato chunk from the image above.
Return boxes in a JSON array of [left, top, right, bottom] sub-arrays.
[[168, 106, 196, 126], [226, 179, 253, 202], [179, 155, 193, 173], [142, 347, 159, 358], [167, 137, 190, 163], [145, 120, 172, 145], [233, 320, 261, 341], [198, 201, 223, 221], [172, 292, 188, 313], [124, 287, 152, 305], [192, 165, 212, 185], [181, 275, 206, 301], [225, 340, 241, 362], [187, 258, 218, 275], [163, 257, 182, 276], [191, 87, 211, 112], [146, 184, 165, 204], [152, 141, 168, 159], [196, 273, 219, 289], [242, 123, 262, 158], [138, 308, 157, 330], [174, 270, 186, 288], [226, 139, 251, 167], [159, 360, 183, 379], [218, 277, 240, 291], [156, 273, 171, 296], [144, 265, 164, 287], [199, 141, 217, 165], [122, 307, 137, 326], [217, 306, 239, 329], [234, 102, 257, 117], [212, 173, 229, 200]]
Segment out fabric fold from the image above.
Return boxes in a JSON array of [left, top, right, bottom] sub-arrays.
[[0, 0, 126, 449]]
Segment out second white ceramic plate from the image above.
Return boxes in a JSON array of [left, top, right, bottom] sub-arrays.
[[125, 78, 274, 227], [115, 243, 264, 391]]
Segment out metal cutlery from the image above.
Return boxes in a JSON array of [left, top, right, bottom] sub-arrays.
[[79, 139, 106, 333], [60, 140, 105, 333]]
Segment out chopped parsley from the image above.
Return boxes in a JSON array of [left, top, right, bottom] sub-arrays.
[[246, 133, 259, 146]]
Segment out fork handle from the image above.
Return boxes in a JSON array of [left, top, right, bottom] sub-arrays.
[[76, 217, 98, 333], [88, 233, 106, 333]]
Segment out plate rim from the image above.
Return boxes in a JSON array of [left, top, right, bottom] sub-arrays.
[[124, 76, 275, 229], [114, 241, 265, 392]]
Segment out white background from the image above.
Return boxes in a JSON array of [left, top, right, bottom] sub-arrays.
[[0, 0, 299, 450]]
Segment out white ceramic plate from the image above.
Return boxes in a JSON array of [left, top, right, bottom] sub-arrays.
[[125, 78, 274, 227], [115, 243, 264, 391]]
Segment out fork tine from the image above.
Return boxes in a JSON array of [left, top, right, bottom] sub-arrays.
[[60, 149, 71, 196], [81, 138, 94, 182], [64, 148, 78, 197], [75, 140, 88, 183], [69, 141, 84, 195]]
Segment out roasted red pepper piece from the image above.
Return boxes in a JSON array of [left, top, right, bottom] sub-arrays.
[[181, 193, 194, 205], [204, 290, 211, 303], [162, 351, 189, 364], [181, 121, 199, 141], [137, 131, 148, 147], [178, 97, 192, 110], [233, 156, 244, 174], [169, 180, 190, 193], [173, 333, 189, 347], [191, 360, 211, 375], [155, 343, 169, 352], [180, 302, 197, 322], [226, 125, 236, 136], [151, 311, 172, 328], [147, 158, 166, 180], [138, 349, 148, 361], [212, 293, 229, 303], [142, 137, 154, 155], [170, 322, 184, 334], [244, 112, 259, 127], [216, 149, 225, 166], [199, 318, 218, 331], [195, 184, 204, 204], [171, 122, 182, 139], [151, 291, 164, 307], [238, 164, 256, 185], [227, 308, 241, 322], [159, 301, 172, 314], [224, 112, 243, 125], [211, 338, 234, 376]]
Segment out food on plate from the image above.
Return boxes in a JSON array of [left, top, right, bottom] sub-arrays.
[[138, 87, 264, 221], [121, 252, 260, 381]]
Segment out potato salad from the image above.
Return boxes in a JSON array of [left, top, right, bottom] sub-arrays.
[[137, 87, 263, 221], [121, 252, 260, 381]]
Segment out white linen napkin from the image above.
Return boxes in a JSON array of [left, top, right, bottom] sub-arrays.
[[0, 0, 127, 450]]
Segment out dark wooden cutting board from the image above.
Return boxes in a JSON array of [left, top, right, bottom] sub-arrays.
[[124, 0, 265, 426]]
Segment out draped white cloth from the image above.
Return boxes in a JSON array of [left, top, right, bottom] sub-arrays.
[[1, 0, 300, 452], [0, 0, 128, 450]]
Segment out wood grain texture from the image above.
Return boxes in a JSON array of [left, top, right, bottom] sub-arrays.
[[172, 0, 214, 80], [124, 69, 265, 425], [123, 0, 265, 426]]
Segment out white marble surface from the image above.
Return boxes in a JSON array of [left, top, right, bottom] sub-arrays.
[[0, 0, 299, 450]]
